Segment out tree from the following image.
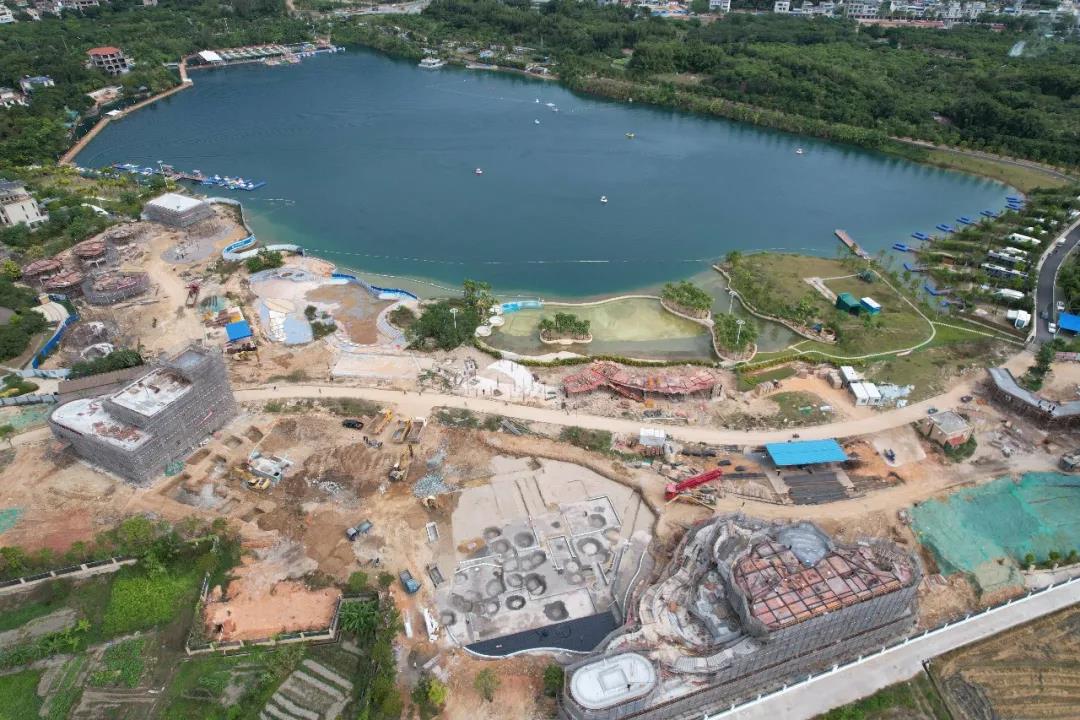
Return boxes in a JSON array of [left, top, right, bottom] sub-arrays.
[[0, 260, 20, 281], [347, 571, 369, 593], [0, 424, 13, 448], [462, 279, 495, 316], [338, 599, 380, 640], [407, 301, 480, 350], [543, 664, 564, 697], [690, 0, 710, 12], [474, 668, 500, 702]]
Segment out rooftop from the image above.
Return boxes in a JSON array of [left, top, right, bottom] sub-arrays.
[[51, 399, 149, 450], [1058, 312, 1080, 334], [732, 538, 915, 631], [764, 439, 848, 467], [926, 410, 970, 435], [988, 367, 1080, 418], [569, 653, 657, 710], [110, 368, 192, 416], [145, 192, 206, 214], [88, 46, 122, 56]]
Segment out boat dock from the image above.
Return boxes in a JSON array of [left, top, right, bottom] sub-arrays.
[[111, 163, 266, 191], [835, 229, 872, 260]]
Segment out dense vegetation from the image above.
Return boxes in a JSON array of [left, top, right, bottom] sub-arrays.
[[538, 311, 591, 340], [713, 312, 757, 352], [0, 278, 50, 361], [347, 0, 1080, 168], [69, 348, 143, 379], [661, 281, 712, 317], [408, 279, 492, 350]]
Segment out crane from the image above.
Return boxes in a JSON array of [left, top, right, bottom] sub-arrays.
[[665, 468, 723, 501]]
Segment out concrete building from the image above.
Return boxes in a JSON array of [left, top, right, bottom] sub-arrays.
[[708, 0, 731, 10], [0, 180, 48, 228], [986, 367, 1080, 428], [142, 193, 213, 228], [19, 75, 54, 94], [63, 0, 100, 9], [846, 0, 882, 16], [87, 46, 131, 76], [560, 516, 920, 720], [0, 5, 15, 22], [49, 345, 237, 484], [918, 410, 972, 447], [0, 88, 27, 108], [774, 0, 790, 10]]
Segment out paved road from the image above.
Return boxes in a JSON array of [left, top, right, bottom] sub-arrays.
[[709, 579, 1080, 720], [1034, 218, 1080, 344], [233, 375, 983, 446]]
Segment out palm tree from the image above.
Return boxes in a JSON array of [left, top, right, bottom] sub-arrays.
[[338, 600, 379, 640]]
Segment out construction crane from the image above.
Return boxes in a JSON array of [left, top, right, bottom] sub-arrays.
[[665, 468, 723, 501]]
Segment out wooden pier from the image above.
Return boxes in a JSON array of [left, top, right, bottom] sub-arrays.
[[835, 229, 872, 260]]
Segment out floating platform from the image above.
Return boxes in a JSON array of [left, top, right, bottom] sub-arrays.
[[957, 216, 975, 226], [834, 229, 871, 260], [936, 223, 956, 233], [892, 243, 915, 253], [924, 283, 953, 296], [903, 262, 927, 272], [981, 209, 998, 218], [111, 162, 266, 191], [911, 232, 931, 241]]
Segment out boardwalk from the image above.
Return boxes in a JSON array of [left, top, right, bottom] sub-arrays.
[[835, 229, 872, 260]]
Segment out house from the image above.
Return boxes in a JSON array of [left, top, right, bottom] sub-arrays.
[[774, 0, 790, 10], [849, 381, 882, 406], [0, 88, 28, 109], [860, 297, 882, 315], [19, 75, 54, 94], [87, 46, 131, 76], [33, 0, 61, 13], [0, 4, 15, 22], [86, 85, 122, 106], [709, 0, 731, 9], [918, 411, 972, 448], [846, 0, 881, 16], [0, 180, 49, 228], [836, 292, 861, 314], [62, 0, 100, 8]]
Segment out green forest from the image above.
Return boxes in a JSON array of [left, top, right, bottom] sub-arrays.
[[345, 0, 1080, 168]]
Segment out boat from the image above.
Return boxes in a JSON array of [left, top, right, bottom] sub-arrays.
[[418, 57, 446, 69], [626, 132, 635, 139], [892, 243, 914, 253], [545, 102, 555, 108], [475, 168, 483, 175], [600, 196, 608, 204], [958, 216, 975, 226], [936, 223, 955, 233], [911, 232, 930, 241], [795, 147, 804, 155], [981, 210, 997, 218], [534, 119, 540, 125], [535, 98, 540, 103]]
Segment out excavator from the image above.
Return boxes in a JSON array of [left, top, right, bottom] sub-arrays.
[[665, 468, 723, 501]]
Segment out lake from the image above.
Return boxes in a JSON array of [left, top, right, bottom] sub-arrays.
[[76, 49, 1012, 298]]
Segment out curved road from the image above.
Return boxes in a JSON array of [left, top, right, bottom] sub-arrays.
[[1035, 218, 1080, 344]]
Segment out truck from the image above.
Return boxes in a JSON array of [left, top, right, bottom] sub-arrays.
[[345, 519, 373, 541], [399, 569, 421, 594]]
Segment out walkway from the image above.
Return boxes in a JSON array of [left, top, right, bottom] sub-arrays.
[[705, 578, 1080, 720]]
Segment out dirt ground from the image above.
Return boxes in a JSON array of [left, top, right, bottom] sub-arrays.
[[931, 603, 1080, 719], [1035, 360, 1080, 403]]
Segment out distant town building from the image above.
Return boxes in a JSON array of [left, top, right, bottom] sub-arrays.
[[34, 0, 61, 14], [87, 46, 131, 76], [0, 88, 27, 108], [846, 0, 882, 16], [142, 193, 214, 228], [86, 85, 123, 106], [49, 345, 237, 484], [142, 0, 156, 5], [774, 0, 790, 10], [19, 75, 54, 94], [709, 0, 731, 10], [918, 410, 973, 447], [62, 0, 100, 9], [0, 180, 49, 228], [0, 5, 15, 22]]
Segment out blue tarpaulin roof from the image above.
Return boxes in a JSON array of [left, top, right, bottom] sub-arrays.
[[1058, 313, 1080, 334], [765, 439, 848, 467], [225, 320, 252, 342]]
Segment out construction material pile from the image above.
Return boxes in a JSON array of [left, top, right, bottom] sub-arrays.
[[562, 360, 718, 401]]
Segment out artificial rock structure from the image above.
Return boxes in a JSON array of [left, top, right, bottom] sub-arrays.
[[561, 515, 920, 720], [50, 345, 236, 484]]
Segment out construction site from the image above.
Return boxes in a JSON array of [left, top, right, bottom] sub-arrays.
[[49, 344, 237, 484], [560, 515, 920, 720]]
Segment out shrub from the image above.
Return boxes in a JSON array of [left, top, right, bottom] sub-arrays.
[[543, 664, 564, 697], [474, 668, 500, 702], [559, 426, 612, 453], [69, 349, 143, 379]]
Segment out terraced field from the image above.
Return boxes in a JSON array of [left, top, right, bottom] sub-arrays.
[[932, 604, 1080, 719]]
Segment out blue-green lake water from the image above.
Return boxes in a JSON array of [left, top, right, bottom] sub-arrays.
[[76, 49, 1012, 297]]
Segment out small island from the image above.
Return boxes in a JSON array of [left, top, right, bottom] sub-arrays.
[[660, 281, 713, 320], [538, 312, 593, 345]]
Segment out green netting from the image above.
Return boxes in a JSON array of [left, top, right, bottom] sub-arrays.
[[0, 508, 22, 534], [912, 473, 1080, 592], [0, 405, 51, 432]]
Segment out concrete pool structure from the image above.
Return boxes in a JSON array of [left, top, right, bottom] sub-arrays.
[[434, 457, 654, 654]]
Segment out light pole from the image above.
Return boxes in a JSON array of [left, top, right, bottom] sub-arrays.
[[450, 307, 458, 330], [728, 289, 737, 314], [735, 318, 745, 347]]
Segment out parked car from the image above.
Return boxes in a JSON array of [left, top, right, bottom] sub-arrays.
[[1049, 322, 1058, 334], [1057, 300, 1066, 313], [342, 419, 364, 430], [399, 569, 421, 594]]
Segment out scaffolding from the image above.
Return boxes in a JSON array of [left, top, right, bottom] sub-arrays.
[[82, 271, 150, 305], [49, 344, 237, 484]]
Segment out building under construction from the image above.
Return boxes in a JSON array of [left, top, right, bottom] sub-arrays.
[[142, 193, 214, 228], [49, 344, 236, 484], [562, 361, 720, 402], [82, 271, 150, 305], [560, 515, 920, 720]]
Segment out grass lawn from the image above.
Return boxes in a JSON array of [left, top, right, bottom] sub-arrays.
[[815, 672, 949, 720], [101, 568, 201, 637], [862, 336, 1008, 401], [922, 148, 1070, 194], [0, 575, 114, 639], [737, 365, 796, 392], [769, 391, 833, 426], [0, 669, 44, 719]]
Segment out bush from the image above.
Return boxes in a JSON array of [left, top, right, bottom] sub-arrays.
[[407, 300, 480, 351], [244, 249, 284, 274], [69, 349, 143, 379], [714, 313, 758, 352], [661, 280, 712, 315], [558, 426, 612, 453], [942, 435, 977, 462], [388, 305, 417, 329], [101, 568, 199, 635], [474, 668, 500, 702], [347, 571, 369, 593], [543, 664, 564, 697]]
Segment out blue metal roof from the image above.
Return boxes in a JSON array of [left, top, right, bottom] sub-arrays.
[[765, 439, 848, 467], [1059, 313, 1080, 334], [225, 320, 252, 342]]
